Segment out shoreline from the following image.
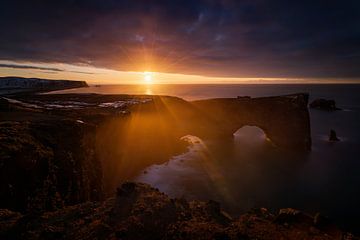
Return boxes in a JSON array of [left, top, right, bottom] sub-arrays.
[[0, 82, 358, 236]]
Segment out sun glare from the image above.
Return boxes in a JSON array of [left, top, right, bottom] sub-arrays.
[[144, 72, 153, 84]]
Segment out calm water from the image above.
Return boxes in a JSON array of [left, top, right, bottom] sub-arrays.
[[54, 84, 360, 232]]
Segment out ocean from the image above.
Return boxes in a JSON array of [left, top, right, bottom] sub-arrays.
[[52, 84, 360, 232]]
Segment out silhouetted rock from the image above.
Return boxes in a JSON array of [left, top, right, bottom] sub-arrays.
[[329, 129, 340, 141], [0, 120, 103, 213], [0, 92, 313, 214], [0, 76, 87, 91], [193, 93, 311, 151], [310, 98, 341, 111], [274, 208, 310, 225], [0, 182, 356, 240], [0, 97, 9, 111]]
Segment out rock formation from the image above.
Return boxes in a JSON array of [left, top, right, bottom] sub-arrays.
[[310, 98, 341, 111], [190, 93, 311, 151], [329, 129, 340, 141], [0, 120, 103, 213], [0, 182, 356, 240], [0, 92, 312, 213], [0, 91, 356, 238]]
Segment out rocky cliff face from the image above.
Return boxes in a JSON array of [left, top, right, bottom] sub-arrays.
[[0, 120, 103, 213], [0, 92, 312, 213], [0, 93, 345, 239], [191, 93, 311, 151], [0, 182, 356, 240]]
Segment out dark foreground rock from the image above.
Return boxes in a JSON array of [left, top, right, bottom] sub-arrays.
[[310, 99, 341, 111], [0, 120, 103, 213], [0, 97, 10, 110], [0, 182, 356, 240]]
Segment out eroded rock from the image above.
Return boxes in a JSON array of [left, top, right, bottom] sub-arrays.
[[0, 120, 103, 213], [0, 182, 356, 240]]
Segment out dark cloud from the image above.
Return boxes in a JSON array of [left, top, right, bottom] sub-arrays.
[[0, 63, 95, 74], [0, 63, 63, 72], [0, 0, 359, 78]]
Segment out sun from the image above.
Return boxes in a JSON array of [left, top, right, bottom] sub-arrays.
[[143, 72, 153, 84]]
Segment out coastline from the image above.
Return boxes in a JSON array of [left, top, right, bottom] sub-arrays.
[[0, 79, 358, 237]]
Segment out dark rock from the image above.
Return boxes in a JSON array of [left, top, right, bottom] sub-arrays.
[[0, 120, 103, 213], [310, 98, 341, 111], [0, 98, 10, 111], [40, 226, 64, 239], [249, 207, 272, 220], [237, 96, 251, 100], [0, 76, 88, 92], [193, 93, 311, 151], [213, 231, 231, 240], [0, 182, 355, 240], [329, 129, 340, 141], [313, 213, 345, 238], [274, 208, 303, 224], [116, 181, 137, 197], [236, 232, 250, 240], [0, 209, 22, 238], [314, 213, 331, 228]]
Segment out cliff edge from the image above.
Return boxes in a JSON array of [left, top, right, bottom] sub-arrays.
[[0, 182, 356, 240]]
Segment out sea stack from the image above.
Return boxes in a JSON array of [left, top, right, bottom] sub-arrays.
[[309, 99, 341, 111], [329, 129, 340, 141]]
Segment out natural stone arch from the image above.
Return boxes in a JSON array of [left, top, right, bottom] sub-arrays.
[[129, 93, 311, 151], [188, 93, 311, 151]]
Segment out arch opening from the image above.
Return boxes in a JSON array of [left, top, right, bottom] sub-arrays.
[[233, 126, 268, 145]]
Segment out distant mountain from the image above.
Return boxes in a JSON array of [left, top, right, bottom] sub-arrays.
[[0, 76, 88, 91]]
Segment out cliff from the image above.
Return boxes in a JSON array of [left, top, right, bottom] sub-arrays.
[[191, 93, 311, 151], [0, 93, 356, 238], [0, 120, 103, 213], [0, 182, 356, 240], [0, 93, 311, 213], [0, 77, 88, 94]]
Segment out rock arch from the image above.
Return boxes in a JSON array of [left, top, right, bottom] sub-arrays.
[[189, 93, 311, 151], [121, 93, 311, 152]]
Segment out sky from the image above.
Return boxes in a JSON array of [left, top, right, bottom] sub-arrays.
[[0, 0, 360, 84]]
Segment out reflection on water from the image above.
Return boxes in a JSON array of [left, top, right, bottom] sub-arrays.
[[135, 126, 293, 211], [145, 86, 153, 95], [135, 124, 360, 232]]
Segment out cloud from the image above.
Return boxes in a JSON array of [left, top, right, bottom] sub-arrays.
[[0, 63, 63, 72], [0, 0, 359, 78], [0, 63, 95, 74]]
